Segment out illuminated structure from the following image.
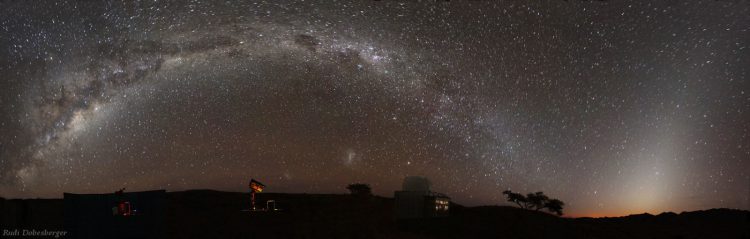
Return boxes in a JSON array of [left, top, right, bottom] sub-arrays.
[[249, 179, 265, 211], [113, 188, 134, 216], [394, 176, 450, 219], [266, 200, 278, 211]]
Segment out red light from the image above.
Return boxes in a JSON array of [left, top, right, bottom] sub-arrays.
[[118, 202, 132, 216]]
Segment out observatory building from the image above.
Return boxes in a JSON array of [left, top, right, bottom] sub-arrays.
[[394, 176, 450, 219]]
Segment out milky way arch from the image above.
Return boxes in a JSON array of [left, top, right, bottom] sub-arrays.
[[1, 1, 748, 216]]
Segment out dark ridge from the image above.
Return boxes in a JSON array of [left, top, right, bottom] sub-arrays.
[[0, 190, 747, 239]]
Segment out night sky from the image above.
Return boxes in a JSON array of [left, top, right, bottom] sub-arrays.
[[1, 0, 748, 217]]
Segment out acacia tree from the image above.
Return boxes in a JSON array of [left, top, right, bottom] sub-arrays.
[[502, 190, 529, 209], [346, 183, 372, 196], [503, 190, 565, 216], [544, 199, 565, 216], [526, 192, 550, 211]]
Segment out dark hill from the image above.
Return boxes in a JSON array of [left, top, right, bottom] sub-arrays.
[[1, 190, 748, 239]]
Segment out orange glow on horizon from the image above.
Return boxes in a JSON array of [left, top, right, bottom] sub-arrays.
[[567, 208, 673, 218]]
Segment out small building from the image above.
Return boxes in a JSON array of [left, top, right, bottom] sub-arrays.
[[394, 176, 450, 219]]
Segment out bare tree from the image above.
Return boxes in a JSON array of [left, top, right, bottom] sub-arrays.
[[503, 190, 565, 216], [544, 199, 565, 216], [346, 183, 372, 196], [526, 192, 550, 211], [502, 190, 529, 209]]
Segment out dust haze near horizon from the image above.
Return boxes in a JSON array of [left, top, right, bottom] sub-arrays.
[[1, 0, 748, 217]]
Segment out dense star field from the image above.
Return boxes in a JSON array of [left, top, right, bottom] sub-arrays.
[[0, 1, 748, 217]]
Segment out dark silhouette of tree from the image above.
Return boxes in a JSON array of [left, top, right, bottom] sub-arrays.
[[503, 190, 565, 216], [346, 183, 372, 196], [544, 199, 565, 216], [502, 190, 529, 209], [526, 192, 550, 210]]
